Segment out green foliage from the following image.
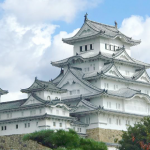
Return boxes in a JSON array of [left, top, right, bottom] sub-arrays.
[[80, 138, 107, 150], [119, 117, 150, 150], [52, 129, 80, 149], [23, 129, 107, 150]]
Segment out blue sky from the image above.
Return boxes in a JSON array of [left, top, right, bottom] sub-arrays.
[[0, 0, 150, 101], [53, 0, 150, 34]]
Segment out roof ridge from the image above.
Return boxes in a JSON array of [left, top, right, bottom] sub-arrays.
[[0, 98, 27, 104], [87, 19, 115, 28]]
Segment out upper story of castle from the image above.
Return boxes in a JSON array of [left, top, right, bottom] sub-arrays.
[[62, 14, 141, 57]]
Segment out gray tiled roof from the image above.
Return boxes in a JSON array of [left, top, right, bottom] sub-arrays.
[[52, 69, 64, 84], [0, 113, 73, 124], [80, 99, 98, 110], [0, 88, 8, 95], [106, 87, 141, 98], [71, 120, 88, 126], [51, 49, 150, 68], [62, 19, 141, 46], [21, 78, 67, 93], [0, 99, 27, 111], [69, 67, 103, 92], [0, 93, 66, 112], [84, 64, 150, 86]]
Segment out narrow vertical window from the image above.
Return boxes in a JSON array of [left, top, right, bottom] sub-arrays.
[[85, 45, 87, 51], [28, 123, 30, 127], [25, 123, 27, 128], [60, 123, 62, 127], [80, 46, 82, 52], [53, 122, 56, 126], [90, 44, 92, 50], [5, 126, 7, 130], [16, 124, 18, 129]]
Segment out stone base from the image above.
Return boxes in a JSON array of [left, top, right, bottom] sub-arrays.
[[0, 134, 50, 150], [86, 128, 123, 143]]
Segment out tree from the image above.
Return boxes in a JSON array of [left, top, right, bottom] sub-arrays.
[[23, 129, 107, 150], [119, 117, 150, 150]]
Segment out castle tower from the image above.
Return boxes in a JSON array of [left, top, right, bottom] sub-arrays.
[[51, 15, 150, 146]]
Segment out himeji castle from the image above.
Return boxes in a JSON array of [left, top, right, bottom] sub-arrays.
[[0, 14, 150, 149]]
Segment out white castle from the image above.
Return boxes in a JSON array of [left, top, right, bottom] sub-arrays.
[[0, 14, 149, 149]]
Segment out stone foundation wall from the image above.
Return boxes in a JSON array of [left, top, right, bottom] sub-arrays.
[[86, 128, 123, 143], [0, 134, 51, 150]]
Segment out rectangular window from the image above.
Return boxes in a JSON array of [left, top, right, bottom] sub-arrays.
[[5, 126, 6, 130], [21, 111, 24, 116], [39, 109, 42, 114], [16, 124, 18, 129], [60, 123, 62, 127], [104, 83, 109, 89], [36, 122, 38, 126], [7, 114, 9, 118], [53, 122, 56, 127], [87, 67, 89, 71], [80, 46, 82, 52], [126, 120, 130, 125], [85, 45, 87, 51], [125, 71, 129, 76], [80, 128, 81, 132], [28, 123, 30, 128], [70, 91, 72, 95], [25, 123, 27, 128], [111, 45, 114, 51], [90, 44, 93, 50], [114, 85, 118, 90], [1, 126, 3, 131], [30, 110, 32, 116], [77, 90, 80, 94], [116, 119, 121, 125], [107, 102, 111, 108]]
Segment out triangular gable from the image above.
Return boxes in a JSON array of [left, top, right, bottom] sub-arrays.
[[73, 100, 92, 113], [136, 71, 150, 83], [104, 64, 123, 78], [115, 50, 133, 62], [21, 94, 44, 106], [57, 70, 94, 95], [74, 23, 98, 38]]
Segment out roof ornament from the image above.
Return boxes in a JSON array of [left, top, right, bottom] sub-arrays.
[[122, 45, 125, 49], [114, 21, 118, 29], [84, 13, 88, 22]]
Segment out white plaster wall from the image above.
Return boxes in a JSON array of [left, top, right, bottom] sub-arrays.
[[100, 37, 131, 56], [43, 91, 61, 101], [0, 118, 71, 136], [73, 38, 100, 55]]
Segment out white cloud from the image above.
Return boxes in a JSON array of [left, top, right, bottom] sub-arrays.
[[1, 0, 101, 24], [120, 15, 150, 65], [0, 15, 78, 102]]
